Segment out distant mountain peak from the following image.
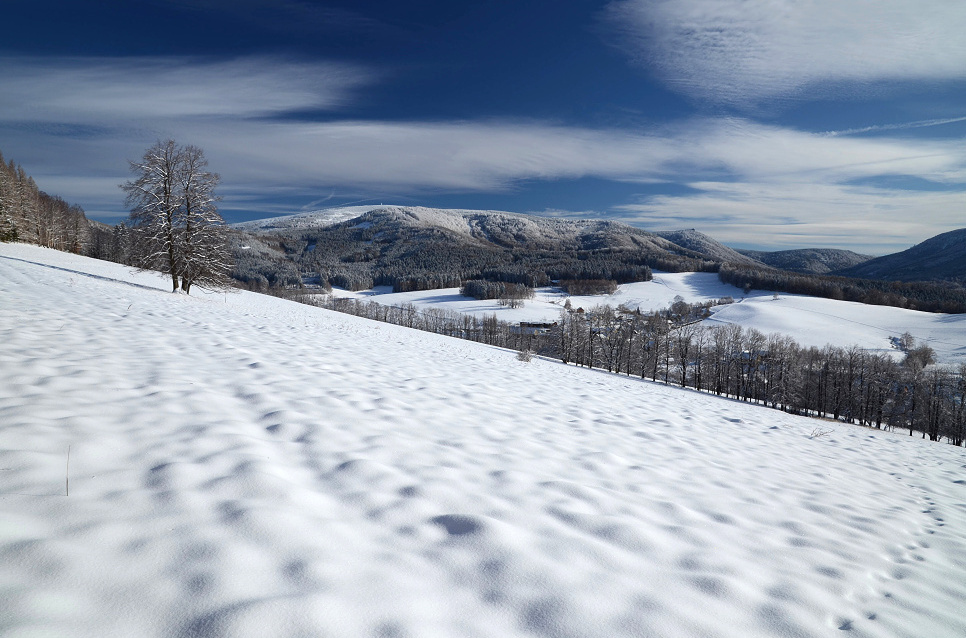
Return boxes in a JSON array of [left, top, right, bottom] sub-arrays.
[[231, 205, 387, 231]]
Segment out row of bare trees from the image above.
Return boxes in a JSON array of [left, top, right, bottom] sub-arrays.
[[0, 149, 91, 251], [554, 305, 961, 439], [301, 292, 965, 446]]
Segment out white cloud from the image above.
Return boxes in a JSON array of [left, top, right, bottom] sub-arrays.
[[683, 119, 966, 185], [167, 117, 965, 193], [0, 56, 371, 121], [823, 116, 966, 137], [604, 0, 966, 103], [612, 182, 966, 253]]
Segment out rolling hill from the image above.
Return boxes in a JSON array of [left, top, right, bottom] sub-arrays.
[[232, 206, 723, 292], [2, 242, 966, 638], [738, 247, 873, 274], [654, 229, 764, 267], [835, 228, 966, 283]]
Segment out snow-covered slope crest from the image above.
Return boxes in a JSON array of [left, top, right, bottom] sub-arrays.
[[232, 205, 380, 231], [2, 242, 966, 638], [654, 229, 764, 267], [335, 205, 696, 254]]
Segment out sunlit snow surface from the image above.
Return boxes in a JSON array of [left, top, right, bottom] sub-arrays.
[[2, 243, 966, 638], [332, 272, 966, 364], [231, 206, 377, 232]]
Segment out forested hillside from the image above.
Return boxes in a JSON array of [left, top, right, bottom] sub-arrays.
[[0, 149, 91, 252], [654, 229, 763, 267], [719, 263, 966, 313], [836, 228, 966, 284], [231, 206, 966, 314], [232, 206, 719, 293], [738, 247, 873, 274]]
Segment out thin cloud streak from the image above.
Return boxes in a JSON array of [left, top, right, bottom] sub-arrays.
[[822, 116, 966, 137], [604, 0, 966, 104]]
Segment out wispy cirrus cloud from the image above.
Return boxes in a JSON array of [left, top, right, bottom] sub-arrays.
[[822, 116, 966, 137], [110, 116, 966, 200], [2, 55, 964, 252], [603, 0, 966, 104], [0, 56, 373, 122]]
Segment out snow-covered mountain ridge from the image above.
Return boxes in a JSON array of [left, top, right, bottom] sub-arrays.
[[234, 205, 961, 282], [242, 205, 701, 254], [232, 205, 377, 231]]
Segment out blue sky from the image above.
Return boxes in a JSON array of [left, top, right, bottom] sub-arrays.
[[1, 0, 964, 253]]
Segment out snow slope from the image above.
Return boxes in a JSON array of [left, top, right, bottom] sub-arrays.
[[232, 206, 378, 232], [332, 271, 966, 364], [2, 243, 966, 638], [706, 295, 966, 362]]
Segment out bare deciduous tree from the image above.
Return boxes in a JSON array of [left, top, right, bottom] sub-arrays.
[[122, 140, 232, 293]]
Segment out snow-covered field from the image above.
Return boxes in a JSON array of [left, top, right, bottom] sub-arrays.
[[331, 272, 966, 364], [2, 242, 966, 638]]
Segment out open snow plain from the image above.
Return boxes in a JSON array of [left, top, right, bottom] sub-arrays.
[[332, 273, 966, 364], [2, 242, 966, 638]]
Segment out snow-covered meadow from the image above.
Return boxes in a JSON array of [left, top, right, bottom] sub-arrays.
[[331, 272, 966, 364], [2, 243, 966, 638]]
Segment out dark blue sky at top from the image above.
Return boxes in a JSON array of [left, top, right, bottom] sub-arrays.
[[1, 0, 964, 252], [4, 1, 689, 122]]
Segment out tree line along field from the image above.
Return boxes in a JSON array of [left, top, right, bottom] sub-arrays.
[[301, 292, 966, 446]]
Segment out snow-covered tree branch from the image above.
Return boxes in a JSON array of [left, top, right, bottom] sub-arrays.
[[121, 140, 232, 293]]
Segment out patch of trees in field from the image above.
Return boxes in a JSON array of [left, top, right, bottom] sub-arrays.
[[720, 264, 966, 314], [298, 292, 966, 446], [460, 280, 536, 307], [560, 279, 620, 295], [0, 149, 91, 251]]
